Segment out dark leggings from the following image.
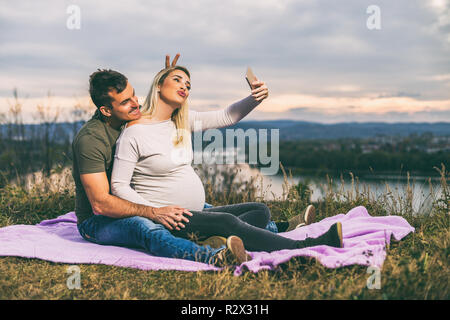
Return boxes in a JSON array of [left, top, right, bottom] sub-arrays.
[[170, 202, 300, 252]]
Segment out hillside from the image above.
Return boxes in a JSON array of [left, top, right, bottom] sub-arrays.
[[2, 120, 450, 142]]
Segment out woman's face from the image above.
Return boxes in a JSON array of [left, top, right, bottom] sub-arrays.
[[158, 69, 191, 107]]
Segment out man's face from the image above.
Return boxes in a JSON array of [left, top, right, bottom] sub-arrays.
[[104, 81, 141, 123]]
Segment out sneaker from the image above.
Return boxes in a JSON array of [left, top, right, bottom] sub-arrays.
[[198, 236, 227, 248], [337, 222, 343, 248], [295, 222, 344, 249], [295, 204, 316, 229], [286, 205, 316, 232], [211, 236, 251, 267], [317, 222, 344, 248], [318, 222, 343, 248], [329, 222, 343, 248]]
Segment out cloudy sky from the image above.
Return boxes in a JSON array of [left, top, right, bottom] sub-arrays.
[[1, 0, 449, 123]]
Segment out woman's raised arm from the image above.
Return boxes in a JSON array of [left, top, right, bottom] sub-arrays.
[[189, 79, 268, 131]]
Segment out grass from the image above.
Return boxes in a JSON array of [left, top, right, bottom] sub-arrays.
[[0, 164, 448, 300]]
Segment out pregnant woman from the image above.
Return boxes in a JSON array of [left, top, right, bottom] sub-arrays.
[[110, 65, 343, 264]]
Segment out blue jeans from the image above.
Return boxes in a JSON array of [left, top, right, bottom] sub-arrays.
[[77, 214, 224, 264]]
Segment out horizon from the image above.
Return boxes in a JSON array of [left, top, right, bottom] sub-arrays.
[[2, 108, 450, 127]]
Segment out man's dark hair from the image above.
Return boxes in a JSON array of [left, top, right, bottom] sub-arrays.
[[89, 69, 128, 109]]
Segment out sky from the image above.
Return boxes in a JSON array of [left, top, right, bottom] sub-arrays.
[[1, 0, 449, 123]]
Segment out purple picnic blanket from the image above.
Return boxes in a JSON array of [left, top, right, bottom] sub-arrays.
[[0, 206, 414, 276]]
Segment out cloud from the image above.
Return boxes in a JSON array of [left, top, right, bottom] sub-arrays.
[[247, 105, 450, 123], [425, 0, 450, 41], [1, 0, 449, 123], [261, 93, 450, 113], [376, 92, 422, 98], [3, 90, 448, 124]]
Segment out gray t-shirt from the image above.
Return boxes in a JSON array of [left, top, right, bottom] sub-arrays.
[[110, 95, 260, 211]]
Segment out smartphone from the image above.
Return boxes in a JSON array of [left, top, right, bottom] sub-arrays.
[[246, 67, 257, 89]]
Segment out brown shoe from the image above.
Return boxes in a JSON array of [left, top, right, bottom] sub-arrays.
[[211, 236, 251, 267], [286, 205, 316, 232], [198, 236, 227, 248], [302, 204, 316, 226], [295, 222, 344, 249]]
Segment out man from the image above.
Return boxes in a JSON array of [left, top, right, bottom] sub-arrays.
[[72, 54, 247, 266]]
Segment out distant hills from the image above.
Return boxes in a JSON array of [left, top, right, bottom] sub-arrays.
[[227, 120, 450, 140], [1, 120, 450, 142]]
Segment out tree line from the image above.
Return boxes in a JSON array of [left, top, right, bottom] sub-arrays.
[[0, 91, 448, 186], [276, 136, 449, 176]]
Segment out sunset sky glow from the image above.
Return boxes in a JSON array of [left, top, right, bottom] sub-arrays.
[[1, 0, 449, 123]]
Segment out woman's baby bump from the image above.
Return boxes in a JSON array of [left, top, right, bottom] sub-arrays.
[[131, 166, 206, 211]]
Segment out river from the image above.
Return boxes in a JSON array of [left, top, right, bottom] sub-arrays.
[[201, 164, 446, 214]]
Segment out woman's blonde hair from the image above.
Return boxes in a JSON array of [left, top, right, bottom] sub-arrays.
[[141, 66, 191, 147]]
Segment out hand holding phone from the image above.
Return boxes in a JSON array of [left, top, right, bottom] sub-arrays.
[[246, 67, 257, 89], [245, 66, 269, 102]]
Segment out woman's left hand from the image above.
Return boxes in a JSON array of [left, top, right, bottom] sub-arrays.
[[250, 79, 269, 102], [165, 53, 180, 68]]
